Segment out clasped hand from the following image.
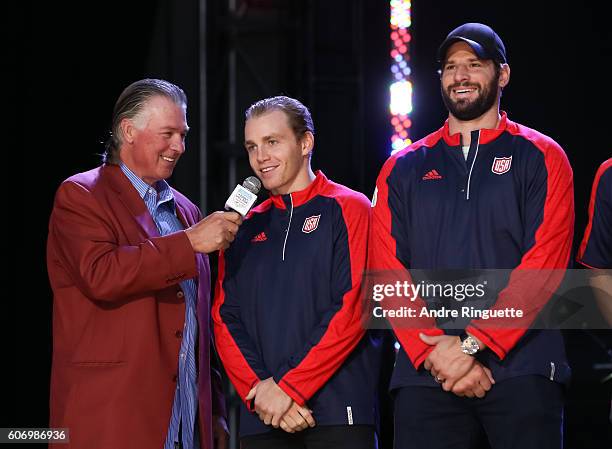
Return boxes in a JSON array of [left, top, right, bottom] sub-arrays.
[[420, 334, 495, 398], [246, 377, 316, 433]]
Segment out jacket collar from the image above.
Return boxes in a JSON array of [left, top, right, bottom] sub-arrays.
[[441, 111, 509, 146], [101, 164, 189, 236], [269, 170, 328, 210]]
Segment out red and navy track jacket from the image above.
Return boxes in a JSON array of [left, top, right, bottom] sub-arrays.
[[213, 171, 381, 437], [369, 112, 574, 389], [577, 158, 612, 269]]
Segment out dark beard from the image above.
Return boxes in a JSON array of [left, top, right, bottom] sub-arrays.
[[441, 72, 500, 121]]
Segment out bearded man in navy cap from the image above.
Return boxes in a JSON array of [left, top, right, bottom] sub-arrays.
[[369, 23, 573, 449]]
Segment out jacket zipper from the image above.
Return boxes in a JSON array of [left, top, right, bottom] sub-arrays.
[[466, 130, 480, 200], [549, 362, 555, 381], [282, 194, 294, 261]]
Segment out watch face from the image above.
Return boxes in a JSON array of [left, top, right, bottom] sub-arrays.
[[461, 336, 479, 355]]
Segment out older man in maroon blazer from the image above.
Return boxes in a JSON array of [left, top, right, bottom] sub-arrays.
[[47, 79, 241, 449]]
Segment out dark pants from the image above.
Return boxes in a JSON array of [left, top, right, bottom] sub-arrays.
[[241, 425, 377, 449], [394, 375, 564, 449]]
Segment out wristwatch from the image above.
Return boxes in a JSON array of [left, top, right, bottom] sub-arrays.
[[459, 332, 480, 355]]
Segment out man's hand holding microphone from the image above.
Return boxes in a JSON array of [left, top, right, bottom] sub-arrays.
[[185, 176, 262, 253]]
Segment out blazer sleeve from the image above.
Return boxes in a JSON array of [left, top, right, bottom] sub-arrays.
[[48, 179, 198, 302]]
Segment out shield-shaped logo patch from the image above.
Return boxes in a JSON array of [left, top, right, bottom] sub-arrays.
[[302, 215, 321, 234], [491, 156, 512, 175]]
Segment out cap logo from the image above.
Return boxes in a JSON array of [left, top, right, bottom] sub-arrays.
[[491, 156, 512, 175]]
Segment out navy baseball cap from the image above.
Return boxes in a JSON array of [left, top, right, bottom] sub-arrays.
[[438, 23, 507, 63]]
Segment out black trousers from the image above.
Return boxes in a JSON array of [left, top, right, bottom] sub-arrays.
[[393, 375, 564, 449], [241, 425, 377, 449]]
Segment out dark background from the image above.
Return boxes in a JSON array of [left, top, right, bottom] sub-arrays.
[[8, 0, 611, 447]]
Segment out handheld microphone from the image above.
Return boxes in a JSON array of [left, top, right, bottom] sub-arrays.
[[225, 176, 262, 217]]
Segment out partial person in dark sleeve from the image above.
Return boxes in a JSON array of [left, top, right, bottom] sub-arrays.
[[577, 158, 612, 324]]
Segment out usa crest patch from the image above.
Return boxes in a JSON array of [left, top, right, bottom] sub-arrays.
[[302, 215, 321, 233], [491, 156, 512, 175]]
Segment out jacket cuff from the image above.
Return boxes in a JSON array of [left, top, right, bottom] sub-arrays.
[[277, 378, 307, 407], [154, 230, 198, 284], [399, 328, 445, 370], [246, 378, 260, 412], [465, 325, 507, 360]]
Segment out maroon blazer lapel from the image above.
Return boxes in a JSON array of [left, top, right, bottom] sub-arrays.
[[174, 200, 192, 229], [175, 198, 215, 448], [102, 165, 160, 238]]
